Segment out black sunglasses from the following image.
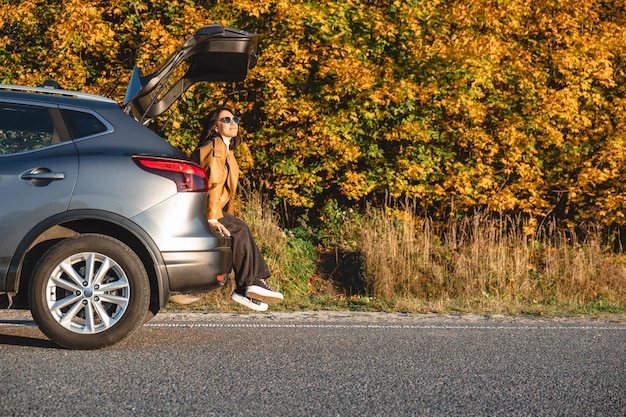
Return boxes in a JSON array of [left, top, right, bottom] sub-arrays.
[[219, 116, 240, 124]]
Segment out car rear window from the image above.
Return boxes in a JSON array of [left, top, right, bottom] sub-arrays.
[[62, 109, 108, 139], [0, 104, 55, 154]]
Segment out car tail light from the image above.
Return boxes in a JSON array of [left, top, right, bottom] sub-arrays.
[[133, 156, 208, 192]]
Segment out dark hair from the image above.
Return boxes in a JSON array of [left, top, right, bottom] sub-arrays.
[[198, 107, 241, 150]]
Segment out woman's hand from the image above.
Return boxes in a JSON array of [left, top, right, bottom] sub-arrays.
[[208, 220, 231, 237]]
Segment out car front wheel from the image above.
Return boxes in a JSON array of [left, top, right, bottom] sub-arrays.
[[29, 234, 150, 349]]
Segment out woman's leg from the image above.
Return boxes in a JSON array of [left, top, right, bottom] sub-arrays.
[[218, 212, 283, 305], [218, 212, 270, 288]]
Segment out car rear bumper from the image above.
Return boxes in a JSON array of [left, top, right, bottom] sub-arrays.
[[163, 245, 232, 293]]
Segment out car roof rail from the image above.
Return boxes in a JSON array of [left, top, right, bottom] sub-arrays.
[[0, 83, 116, 103]]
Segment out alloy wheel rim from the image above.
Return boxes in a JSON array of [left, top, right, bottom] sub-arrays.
[[45, 252, 130, 334]]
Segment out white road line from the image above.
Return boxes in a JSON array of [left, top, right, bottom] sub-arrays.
[[1, 318, 624, 331], [143, 322, 626, 330]]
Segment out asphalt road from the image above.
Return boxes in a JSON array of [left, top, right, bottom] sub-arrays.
[[1, 311, 625, 417]]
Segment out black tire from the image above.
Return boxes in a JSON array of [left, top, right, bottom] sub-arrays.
[[29, 234, 150, 349]]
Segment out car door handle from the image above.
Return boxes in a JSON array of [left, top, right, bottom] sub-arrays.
[[20, 169, 65, 186], [20, 172, 65, 181]]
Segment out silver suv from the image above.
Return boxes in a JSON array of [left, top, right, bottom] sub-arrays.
[[0, 25, 259, 349]]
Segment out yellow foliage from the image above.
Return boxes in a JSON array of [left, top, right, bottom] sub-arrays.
[[341, 171, 375, 200], [4, 0, 626, 226]]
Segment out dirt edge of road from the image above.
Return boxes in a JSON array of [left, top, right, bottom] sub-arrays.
[[2, 309, 625, 325]]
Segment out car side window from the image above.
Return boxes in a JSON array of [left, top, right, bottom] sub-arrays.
[[62, 109, 108, 139], [0, 103, 55, 155]]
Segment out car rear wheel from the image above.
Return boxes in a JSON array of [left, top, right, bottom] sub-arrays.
[[29, 234, 150, 349]]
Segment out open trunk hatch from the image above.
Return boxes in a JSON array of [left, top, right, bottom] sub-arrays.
[[123, 25, 259, 124]]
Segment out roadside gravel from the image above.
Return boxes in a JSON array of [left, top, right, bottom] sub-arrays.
[[2, 308, 625, 325]]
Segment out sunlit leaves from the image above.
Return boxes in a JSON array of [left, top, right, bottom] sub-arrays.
[[3, 0, 626, 225]]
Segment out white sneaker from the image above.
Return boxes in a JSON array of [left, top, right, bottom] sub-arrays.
[[246, 279, 283, 304], [231, 290, 268, 311]]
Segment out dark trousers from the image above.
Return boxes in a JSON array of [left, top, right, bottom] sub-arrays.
[[218, 212, 271, 288]]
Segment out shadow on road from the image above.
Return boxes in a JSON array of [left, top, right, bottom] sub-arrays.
[[0, 332, 61, 349], [0, 317, 62, 349]]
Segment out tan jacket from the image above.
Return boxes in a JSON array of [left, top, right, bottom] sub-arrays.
[[194, 137, 239, 220]]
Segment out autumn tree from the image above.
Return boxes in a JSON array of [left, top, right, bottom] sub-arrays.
[[2, 0, 626, 227]]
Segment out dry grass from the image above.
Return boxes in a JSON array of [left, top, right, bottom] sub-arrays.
[[167, 195, 626, 316], [360, 207, 626, 314]]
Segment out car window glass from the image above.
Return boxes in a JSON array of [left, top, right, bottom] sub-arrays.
[[0, 104, 54, 154], [62, 109, 108, 139]]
